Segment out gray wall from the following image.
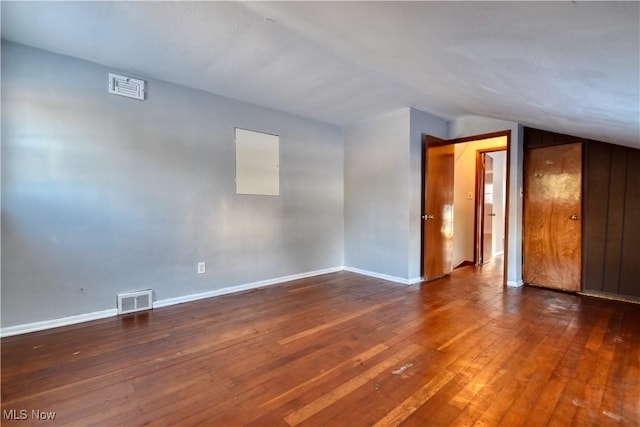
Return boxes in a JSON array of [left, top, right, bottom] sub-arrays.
[[344, 108, 447, 281], [1, 42, 344, 327], [344, 109, 410, 279]]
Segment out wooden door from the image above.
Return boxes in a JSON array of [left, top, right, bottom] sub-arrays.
[[523, 143, 582, 291], [423, 137, 455, 281], [482, 154, 494, 264]]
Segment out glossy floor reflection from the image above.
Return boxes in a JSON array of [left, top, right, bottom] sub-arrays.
[[2, 261, 638, 426]]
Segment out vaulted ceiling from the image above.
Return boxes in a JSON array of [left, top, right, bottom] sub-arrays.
[[2, 1, 638, 148]]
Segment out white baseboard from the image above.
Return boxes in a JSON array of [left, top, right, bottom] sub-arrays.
[[0, 309, 118, 338], [507, 279, 524, 288], [343, 266, 417, 285], [1, 266, 343, 338], [154, 266, 343, 309]]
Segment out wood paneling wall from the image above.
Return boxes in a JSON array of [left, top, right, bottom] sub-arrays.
[[524, 127, 584, 149], [524, 127, 640, 299], [584, 141, 640, 298]]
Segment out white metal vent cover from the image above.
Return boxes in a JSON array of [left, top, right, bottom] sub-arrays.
[[117, 289, 153, 314], [109, 73, 145, 100]]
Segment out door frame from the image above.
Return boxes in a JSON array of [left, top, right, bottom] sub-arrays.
[[475, 147, 507, 265], [421, 130, 512, 285]]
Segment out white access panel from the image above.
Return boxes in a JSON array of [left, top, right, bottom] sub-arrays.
[[235, 128, 280, 196]]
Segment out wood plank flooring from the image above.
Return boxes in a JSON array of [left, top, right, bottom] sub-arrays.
[[2, 260, 639, 426]]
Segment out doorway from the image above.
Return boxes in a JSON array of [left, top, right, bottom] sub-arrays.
[[421, 131, 511, 283], [476, 149, 507, 265]]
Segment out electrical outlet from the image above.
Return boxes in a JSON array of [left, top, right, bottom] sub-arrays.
[[197, 262, 206, 274]]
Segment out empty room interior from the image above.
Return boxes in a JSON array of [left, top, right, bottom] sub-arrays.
[[1, 1, 639, 426]]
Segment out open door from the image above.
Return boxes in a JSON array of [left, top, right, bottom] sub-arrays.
[[422, 136, 454, 281], [475, 148, 507, 265], [482, 154, 494, 263]]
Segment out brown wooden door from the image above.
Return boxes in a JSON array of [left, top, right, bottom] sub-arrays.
[[523, 143, 582, 291], [482, 154, 494, 264], [423, 137, 454, 281]]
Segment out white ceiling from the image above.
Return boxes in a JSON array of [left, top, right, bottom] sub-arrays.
[[2, 1, 639, 148]]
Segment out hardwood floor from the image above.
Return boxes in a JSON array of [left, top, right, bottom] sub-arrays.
[[2, 261, 639, 426]]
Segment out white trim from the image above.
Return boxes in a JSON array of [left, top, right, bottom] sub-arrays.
[[0, 309, 118, 338], [408, 277, 424, 285], [507, 279, 524, 288], [0, 267, 343, 338], [343, 266, 415, 285], [154, 267, 343, 308]]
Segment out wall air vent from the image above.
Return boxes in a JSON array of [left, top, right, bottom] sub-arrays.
[[117, 289, 153, 315], [109, 73, 145, 100]]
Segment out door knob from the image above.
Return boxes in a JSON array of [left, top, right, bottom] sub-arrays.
[[569, 215, 579, 220], [423, 214, 435, 220]]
